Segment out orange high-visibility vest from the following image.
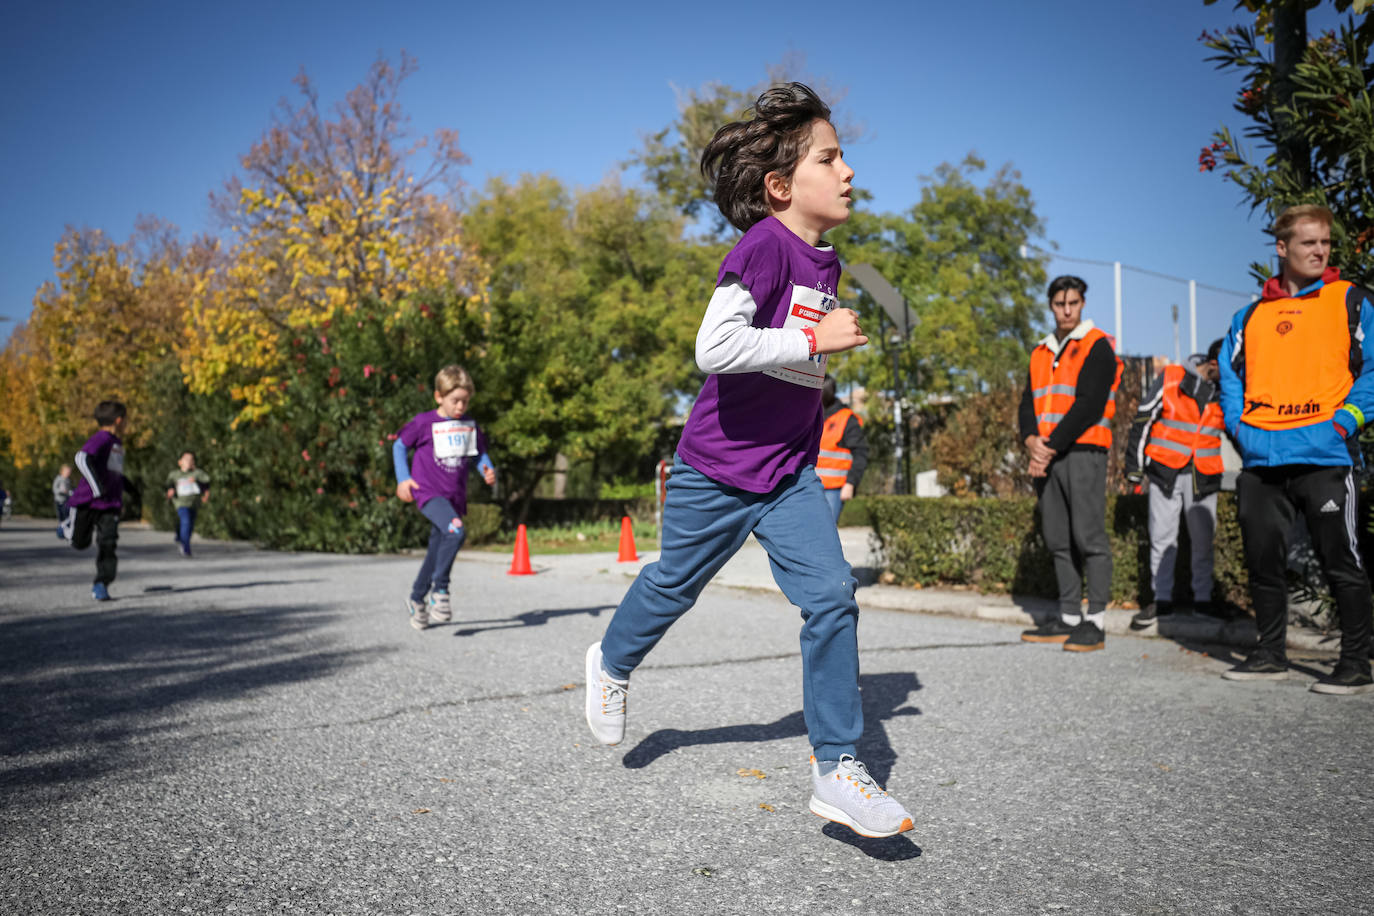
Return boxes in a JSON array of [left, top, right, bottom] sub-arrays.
[[1145, 365, 1225, 475], [1239, 280, 1358, 430], [1029, 327, 1122, 449], [817, 407, 859, 489]]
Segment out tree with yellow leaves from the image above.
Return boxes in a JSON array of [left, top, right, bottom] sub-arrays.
[[0, 220, 200, 470], [184, 54, 485, 425]]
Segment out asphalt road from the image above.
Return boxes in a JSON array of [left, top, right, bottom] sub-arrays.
[[2, 516, 1371, 915]]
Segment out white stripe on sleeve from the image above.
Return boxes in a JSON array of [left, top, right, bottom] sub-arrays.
[[74, 449, 103, 499]]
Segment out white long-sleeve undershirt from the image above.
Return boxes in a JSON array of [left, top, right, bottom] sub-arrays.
[[694, 275, 810, 374]]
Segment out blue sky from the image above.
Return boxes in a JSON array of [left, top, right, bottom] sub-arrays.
[[0, 0, 1353, 359]]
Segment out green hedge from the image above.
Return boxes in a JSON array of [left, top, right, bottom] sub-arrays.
[[868, 493, 1250, 608]]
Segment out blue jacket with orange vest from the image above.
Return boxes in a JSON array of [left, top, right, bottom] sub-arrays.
[[1219, 267, 1374, 468]]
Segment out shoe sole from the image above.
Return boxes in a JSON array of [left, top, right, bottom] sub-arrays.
[[809, 796, 913, 839], [585, 643, 624, 746], [429, 610, 452, 623], [1128, 620, 1156, 631], [1310, 681, 1374, 695], [1022, 634, 1070, 644], [1064, 641, 1104, 652], [1220, 670, 1287, 681]]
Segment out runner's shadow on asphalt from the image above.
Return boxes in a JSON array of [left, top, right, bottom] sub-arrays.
[[142, 580, 321, 594], [0, 602, 378, 798], [449, 605, 615, 637], [622, 671, 922, 787], [622, 671, 923, 860]]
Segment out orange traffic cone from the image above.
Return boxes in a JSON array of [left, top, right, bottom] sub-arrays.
[[617, 516, 638, 563], [508, 523, 534, 575]]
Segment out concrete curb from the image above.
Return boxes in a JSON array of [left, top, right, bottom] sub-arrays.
[[464, 529, 1342, 656]]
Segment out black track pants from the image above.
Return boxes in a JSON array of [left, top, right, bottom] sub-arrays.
[[1237, 465, 1371, 666], [71, 507, 120, 586]]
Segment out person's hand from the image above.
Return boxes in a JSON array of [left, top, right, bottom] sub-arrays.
[[482, 466, 497, 486], [1028, 456, 1049, 478], [840, 482, 855, 502], [396, 479, 418, 503], [165, 488, 174, 500], [201, 493, 210, 504], [1024, 434, 1055, 465], [812, 308, 868, 354]]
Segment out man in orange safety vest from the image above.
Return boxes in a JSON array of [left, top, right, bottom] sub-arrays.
[[1018, 276, 1123, 653], [1124, 339, 1228, 630], [817, 375, 868, 524]]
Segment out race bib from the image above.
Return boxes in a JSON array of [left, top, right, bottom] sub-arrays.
[[175, 477, 201, 497], [108, 444, 125, 475], [431, 420, 478, 463], [762, 284, 833, 388]]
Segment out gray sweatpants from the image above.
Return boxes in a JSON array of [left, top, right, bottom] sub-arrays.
[[1038, 450, 1112, 616], [1148, 479, 1216, 605]]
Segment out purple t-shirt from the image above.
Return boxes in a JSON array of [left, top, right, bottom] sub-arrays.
[[677, 217, 841, 493], [69, 429, 125, 511], [397, 410, 487, 514]]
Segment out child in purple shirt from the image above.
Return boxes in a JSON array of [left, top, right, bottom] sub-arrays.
[[65, 400, 131, 601], [392, 365, 496, 630], [584, 84, 915, 839]]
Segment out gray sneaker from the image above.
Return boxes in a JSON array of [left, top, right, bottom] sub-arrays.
[[428, 589, 452, 623], [809, 754, 914, 838], [405, 597, 429, 631], [584, 642, 628, 746]]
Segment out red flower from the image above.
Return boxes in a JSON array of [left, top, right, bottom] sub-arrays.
[[301, 449, 311, 461], [363, 365, 374, 379]]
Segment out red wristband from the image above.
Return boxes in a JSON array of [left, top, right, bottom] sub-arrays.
[[802, 327, 817, 356]]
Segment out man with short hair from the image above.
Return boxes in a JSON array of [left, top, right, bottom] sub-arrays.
[[1219, 204, 1374, 694], [1018, 276, 1123, 652], [1125, 339, 1228, 628]]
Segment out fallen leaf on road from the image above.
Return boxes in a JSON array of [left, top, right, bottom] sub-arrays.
[[412, 808, 431, 814], [1155, 763, 1171, 772], [758, 803, 775, 812], [562, 684, 577, 690], [736, 768, 766, 779]]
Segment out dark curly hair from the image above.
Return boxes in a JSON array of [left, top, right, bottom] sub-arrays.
[[700, 82, 832, 233]]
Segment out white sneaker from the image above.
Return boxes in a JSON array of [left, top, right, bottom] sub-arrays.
[[809, 754, 914, 838], [584, 642, 628, 746], [428, 589, 452, 623], [405, 597, 429, 631]]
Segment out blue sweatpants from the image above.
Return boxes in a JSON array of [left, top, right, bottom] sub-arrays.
[[598, 457, 862, 760], [176, 506, 198, 553], [410, 497, 467, 602]]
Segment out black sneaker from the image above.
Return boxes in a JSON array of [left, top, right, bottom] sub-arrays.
[[1063, 620, 1105, 653], [1022, 617, 1075, 644], [1310, 662, 1374, 695], [1220, 651, 1288, 681], [1129, 601, 1173, 630]]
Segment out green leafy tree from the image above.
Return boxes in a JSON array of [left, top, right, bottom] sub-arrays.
[[463, 175, 720, 518], [631, 82, 754, 235], [1200, 0, 1374, 282], [833, 155, 1048, 399]]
